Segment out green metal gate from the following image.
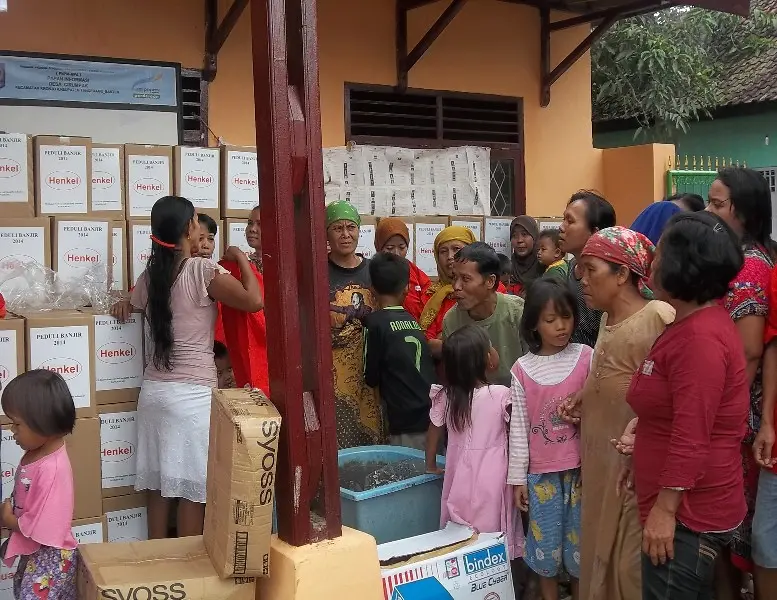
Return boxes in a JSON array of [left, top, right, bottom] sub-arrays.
[[665, 156, 745, 198]]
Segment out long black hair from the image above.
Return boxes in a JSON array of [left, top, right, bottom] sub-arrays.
[[441, 325, 491, 432], [147, 196, 195, 371], [716, 167, 772, 249]]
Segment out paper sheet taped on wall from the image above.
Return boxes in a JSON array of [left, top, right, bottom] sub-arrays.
[[323, 145, 490, 217]]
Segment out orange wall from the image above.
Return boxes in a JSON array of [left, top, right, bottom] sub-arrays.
[[0, 0, 603, 216], [602, 144, 675, 226]]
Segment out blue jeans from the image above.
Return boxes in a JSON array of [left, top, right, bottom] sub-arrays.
[[753, 468, 777, 568], [641, 523, 731, 600]]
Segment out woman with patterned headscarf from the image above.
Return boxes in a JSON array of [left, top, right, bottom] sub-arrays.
[[326, 201, 383, 448], [374, 217, 431, 320], [559, 226, 675, 600], [418, 226, 477, 352], [508, 215, 545, 297]]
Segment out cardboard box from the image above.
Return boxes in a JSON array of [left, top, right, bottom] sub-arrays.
[[212, 219, 224, 263], [204, 388, 281, 578], [225, 218, 251, 254], [78, 310, 143, 405], [112, 221, 127, 291], [0, 530, 17, 600], [535, 216, 563, 232], [103, 492, 149, 543], [175, 146, 221, 218], [125, 145, 173, 218], [52, 217, 112, 285], [99, 402, 138, 498], [23, 310, 96, 418], [128, 219, 152, 287], [0, 133, 34, 217], [413, 217, 448, 279], [484, 217, 514, 257], [356, 215, 378, 260], [77, 536, 256, 600], [34, 135, 92, 216], [1, 417, 102, 519], [0, 317, 25, 426], [73, 516, 108, 544], [91, 144, 125, 217], [379, 523, 515, 600], [0, 217, 52, 297], [222, 146, 259, 218], [449, 216, 484, 242]]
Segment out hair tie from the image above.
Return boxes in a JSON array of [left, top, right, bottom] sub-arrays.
[[150, 234, 176, 249]]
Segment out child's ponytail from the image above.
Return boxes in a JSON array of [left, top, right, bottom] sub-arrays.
[[441, 325, 491, 432]]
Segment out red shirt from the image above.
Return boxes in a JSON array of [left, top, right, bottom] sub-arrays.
[[627, 305, 749, 532], [763, 265, 777, 472], [404, 261, 431, 321], [218, 260, 269, 394]]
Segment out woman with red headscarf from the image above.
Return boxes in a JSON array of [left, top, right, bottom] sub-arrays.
[[559, 226, 674, 600], [374, 217, 430, 321]]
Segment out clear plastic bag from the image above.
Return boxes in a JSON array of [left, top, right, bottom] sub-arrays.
[[1, 259, 115, 313]]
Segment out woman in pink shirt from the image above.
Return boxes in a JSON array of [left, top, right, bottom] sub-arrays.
[[112, 196, 263, 538], [1, 370, 78, 600]]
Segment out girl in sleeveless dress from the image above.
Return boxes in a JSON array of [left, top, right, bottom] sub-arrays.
[[425, 325, 523, 560], [508, 279, 593, 600]]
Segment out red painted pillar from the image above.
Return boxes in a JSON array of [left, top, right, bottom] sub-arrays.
[[250, 0, 342, 545]]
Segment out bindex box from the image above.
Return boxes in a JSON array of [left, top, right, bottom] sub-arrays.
[[175, 146, 221, 218], [52, 217, 112, 285], [413, 217, 448, 279], [0, 317, 24, 426], [222, 146, 259, 218], [90, 144, 125, 218], [125, 145, 173, 218]]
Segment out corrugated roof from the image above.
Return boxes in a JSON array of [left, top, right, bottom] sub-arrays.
[[718, 0, 777, 106]]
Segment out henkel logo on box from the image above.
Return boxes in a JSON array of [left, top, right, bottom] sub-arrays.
[[178, 148, 219, 210], [91, 147, 123, 212], [57, 221, 109, 282], [0, 134, 30, 204], [30, 325, 91, 409], [106, 506, 148, 542], [414, 223, 445, 277], [38, 144, 88, 214], [128, 154, 170, 217], [1, 428, 24, 502], [226, 150, 259, 211], [131, 224, 152, 285], [0, 158, 20, 177], [0, 331, 19, 416], [72, 521, 104, 545], [94, 315, 143, 391], [100, 408, 138, 489]]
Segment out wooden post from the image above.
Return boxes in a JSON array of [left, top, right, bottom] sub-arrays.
[[250, 0, 342, 546]]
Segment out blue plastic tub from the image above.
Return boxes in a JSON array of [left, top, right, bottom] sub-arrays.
[[338, 445, 444, 545]]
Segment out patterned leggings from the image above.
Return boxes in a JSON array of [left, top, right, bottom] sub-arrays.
[[13, 547, 78, 600]]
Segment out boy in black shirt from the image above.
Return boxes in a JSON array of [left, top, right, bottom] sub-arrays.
[[364, 253, 435, 451]]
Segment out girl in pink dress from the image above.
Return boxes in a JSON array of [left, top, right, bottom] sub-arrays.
[[425, 325, 523, 560], [1, 370, 78, 600]]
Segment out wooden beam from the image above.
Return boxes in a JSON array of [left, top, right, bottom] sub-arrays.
[[396, 1, 409, 90], [549, 0, 668, 30], [540, 6, 551, 107], [208, 0, 250, 54], [541, 10, 618, 107], [405, 0, 469, 71]]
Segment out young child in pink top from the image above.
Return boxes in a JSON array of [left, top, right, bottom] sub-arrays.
[[425, 325, 524, 561], [508, 279, 592, 600], [1, 370, 78, 600]]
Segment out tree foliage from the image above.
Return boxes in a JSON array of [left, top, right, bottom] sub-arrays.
[[592, 7, 777, 140]]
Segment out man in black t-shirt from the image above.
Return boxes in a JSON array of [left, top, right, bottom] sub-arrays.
[[364, 253, 435, 451]]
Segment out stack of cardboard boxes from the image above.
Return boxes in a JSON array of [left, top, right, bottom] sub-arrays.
[[0, 133, 259, 294], [77, 388, 281, 600]]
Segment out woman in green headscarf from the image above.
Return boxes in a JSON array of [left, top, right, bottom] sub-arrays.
[[326, 201, 384, 448]]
